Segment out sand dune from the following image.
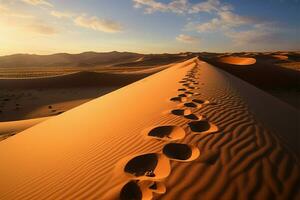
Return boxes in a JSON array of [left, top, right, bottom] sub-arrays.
[[218, 56, 256, 65], [0, 117, 51, 141], [273, 55, 289, 60], [0, 70, 158, 89], [202, 53, 300, 109], [0, 51, 142, 68], [0, 67, 167, 122], [0, 58, 299, 199]]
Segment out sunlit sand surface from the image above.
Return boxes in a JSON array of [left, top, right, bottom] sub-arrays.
[[0, 58, 299, 199]]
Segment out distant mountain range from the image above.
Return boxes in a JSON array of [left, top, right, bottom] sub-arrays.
[[0, 51, 192, 68]]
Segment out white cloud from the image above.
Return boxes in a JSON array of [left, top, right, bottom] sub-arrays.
[[74, 15, 122, 33], [176, 34, 200, 43], [192, 11, 255, 32], [21, 0, 53, 7], [225, 24, 276, 46]]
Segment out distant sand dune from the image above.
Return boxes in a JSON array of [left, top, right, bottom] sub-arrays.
[[273, 55, 289, 60], [0, 58, 299, 199], [218, 56, 256, 65], [0, 70, 158, 89]]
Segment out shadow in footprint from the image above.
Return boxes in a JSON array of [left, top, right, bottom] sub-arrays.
[[184, 114, 199, 120], [170, 97, 186, 103], [171, 109, 191, 116], [125, 154, 157, 177], [123, 153, 171, 180], [185, 91, 194, 95], [188, 120, 218, 134], [178, 94, 187, 98], [163, 143, 200, 162], [170, 97, 181, 102], [184, 102, 198, 108], [120, 181, 142, 200], [147, 125, 185, 141], [178, 88, 187, 91]]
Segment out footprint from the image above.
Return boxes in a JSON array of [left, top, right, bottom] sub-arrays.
[[120, 181, 142, 200], [146, 125, 186, 141], [170, 97, 186, 102], [188, 120, 219, 134], [170, 109, 202, 120], [184, 114, 201, 120], [162, 143, 200, 162], [170, 109, 192, 116], [120, 180, 164, 200], [178, 94, 187, 98], [124, 153, 171, 180], [187, 86, 195, 89], [192, 99, 209, 104], [183, 102, 198, 108], [185, 91, 194, 95]]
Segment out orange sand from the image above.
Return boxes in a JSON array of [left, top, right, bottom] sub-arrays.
[[0, 58, 299, 200], [218, 56, 256, 65]]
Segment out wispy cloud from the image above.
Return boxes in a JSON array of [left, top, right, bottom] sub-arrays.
[[133, 0, 232, 14], [137, 0, 277, 47], [74, 15, 122, 33], [50, 10, 75, 18], [0, 3, 58, 35], [225, 23, 277, 46], [189, 0, 232, 14], [189, 11, 255, 32], [133, 0, 188, 14], [21, 0, 53, 7], [26, 22, 58, 35], [176, 34, 200, 43]]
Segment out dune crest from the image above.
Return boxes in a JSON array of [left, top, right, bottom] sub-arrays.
[[0, 58, 299, 199]]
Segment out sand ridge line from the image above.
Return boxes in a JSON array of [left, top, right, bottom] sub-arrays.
[[113, 62, 220, 200]]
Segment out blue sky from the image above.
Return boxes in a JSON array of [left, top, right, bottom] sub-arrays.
[[0, 0, 299, 55]]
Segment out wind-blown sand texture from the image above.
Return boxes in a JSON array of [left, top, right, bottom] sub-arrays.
[[0, 58, 299, 199], [218, 56, 256, 65]]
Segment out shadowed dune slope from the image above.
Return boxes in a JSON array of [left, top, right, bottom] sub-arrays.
[[203, 56, 300, 90], [0, 71, 157, 89], [0, 58, 299, 200]]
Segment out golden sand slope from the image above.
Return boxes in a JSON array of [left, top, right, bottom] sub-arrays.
[[218, 56, 256, 65], [0, 58, 299, 200], [0, 117, 51, 141]]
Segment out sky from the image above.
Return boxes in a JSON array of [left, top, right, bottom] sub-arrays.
[[0, 0, 299, 55]]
